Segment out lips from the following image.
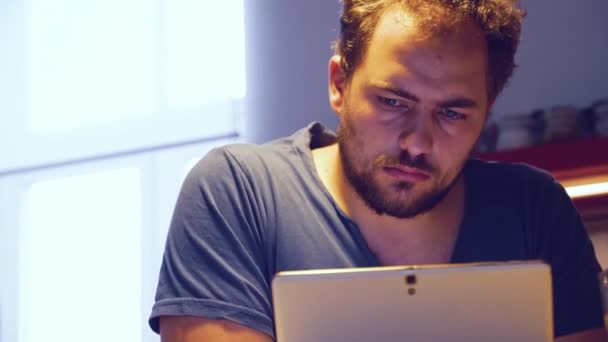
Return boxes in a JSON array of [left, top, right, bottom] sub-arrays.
[[382, 165, 430, 182]]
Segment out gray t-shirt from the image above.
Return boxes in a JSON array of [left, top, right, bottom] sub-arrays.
[[150, 122, 603, 339]]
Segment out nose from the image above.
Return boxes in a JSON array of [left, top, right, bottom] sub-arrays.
[[398, 112, 433, 158]]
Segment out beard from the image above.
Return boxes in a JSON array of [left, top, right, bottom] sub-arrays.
[[337, 117, 462, 219]]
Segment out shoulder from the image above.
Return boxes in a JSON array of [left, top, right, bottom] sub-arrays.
[[188, 122, 332, 185], [466, 159, 560, 194], [463, 159, 572, 230], [189, 139, 305, 185]]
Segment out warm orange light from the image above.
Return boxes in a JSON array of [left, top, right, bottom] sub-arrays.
[[564, 180, 608, 199]]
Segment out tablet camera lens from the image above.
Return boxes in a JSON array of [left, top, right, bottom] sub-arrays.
[[406, 275, 416, 285]]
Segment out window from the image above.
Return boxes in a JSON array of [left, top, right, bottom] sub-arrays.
[[0, 1, 245, 341], [18, 169, 143, 342], [0, 0, 245, 173]]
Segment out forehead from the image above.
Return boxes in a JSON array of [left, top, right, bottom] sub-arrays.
[[355, 7, 489, 101]]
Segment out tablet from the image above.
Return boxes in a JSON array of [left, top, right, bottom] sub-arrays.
[[272, 261, 553, 342]]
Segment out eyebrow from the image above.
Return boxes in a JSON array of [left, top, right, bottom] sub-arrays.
[[370, 81, 480, 109], [438, 97, 479, 109]]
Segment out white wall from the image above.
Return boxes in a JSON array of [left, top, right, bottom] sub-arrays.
[[243, 0, 340, 143], [493, 0, 608, 118], [243, 0, 608, 142]]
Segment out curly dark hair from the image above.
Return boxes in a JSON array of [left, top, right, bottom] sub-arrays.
[[334, 0, 525, 101]]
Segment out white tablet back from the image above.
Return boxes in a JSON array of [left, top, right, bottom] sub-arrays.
[[272, 261, 553, 342]]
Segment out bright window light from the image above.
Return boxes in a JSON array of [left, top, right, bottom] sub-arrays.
[[165, 0, 246, 108], [24, 0, 158, 135], [18, 168, 142, 342], [23, 0, 246, 137]]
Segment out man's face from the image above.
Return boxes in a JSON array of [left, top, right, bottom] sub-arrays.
[[332, 9, 490, 218]]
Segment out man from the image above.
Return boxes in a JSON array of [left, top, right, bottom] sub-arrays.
[[150, 0, 607, 341]]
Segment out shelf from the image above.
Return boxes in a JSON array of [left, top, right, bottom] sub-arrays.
[[477, 136, 608, 181]]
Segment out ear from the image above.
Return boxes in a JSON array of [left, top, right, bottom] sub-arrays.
[[328, 55, 348, 116]]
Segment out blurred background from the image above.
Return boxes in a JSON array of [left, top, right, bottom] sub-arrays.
[[0, 1, 607, 341]]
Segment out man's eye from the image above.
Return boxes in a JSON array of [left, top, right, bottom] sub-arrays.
[[377, 96, 406, 109], [439, 108, 466, 120]]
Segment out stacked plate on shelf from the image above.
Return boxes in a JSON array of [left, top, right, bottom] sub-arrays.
[[593, 100, 608, 136], [543, 105, 585, 143], [494, 112, 538, 151]]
